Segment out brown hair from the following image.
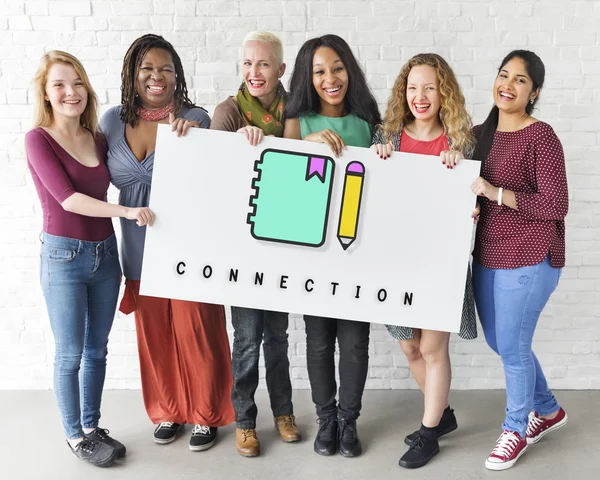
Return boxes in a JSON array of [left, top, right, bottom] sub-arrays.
[[382, 53, 474, 155]]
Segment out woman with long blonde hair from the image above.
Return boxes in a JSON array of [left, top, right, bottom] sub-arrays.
[[26, 51, 153, 467], [372, 53, 478, 469]]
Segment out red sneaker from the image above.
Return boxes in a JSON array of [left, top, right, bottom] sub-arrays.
[[526, 407, 568, 444], [485, 431, 528, 471]]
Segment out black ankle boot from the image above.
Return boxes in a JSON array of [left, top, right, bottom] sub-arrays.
[[338, 417, 362, 457], [314, 417, 338, 456]]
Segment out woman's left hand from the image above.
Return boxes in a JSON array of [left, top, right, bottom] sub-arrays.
[[471, 176, 499, 202], [237, 126, 264, 146], [169, 112, 200, 137], [440, 150, 463, 168]]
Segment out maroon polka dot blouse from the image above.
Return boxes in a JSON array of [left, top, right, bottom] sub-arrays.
[[473, 122, 568, 269]]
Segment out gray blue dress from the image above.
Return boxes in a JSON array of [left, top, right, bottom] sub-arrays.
[[99, 106, 210, 281]]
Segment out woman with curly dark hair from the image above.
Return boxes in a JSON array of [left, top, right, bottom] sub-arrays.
[[100, 34, 234, 452]]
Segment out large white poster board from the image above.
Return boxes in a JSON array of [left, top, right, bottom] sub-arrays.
[[140, 126, 480, 333]]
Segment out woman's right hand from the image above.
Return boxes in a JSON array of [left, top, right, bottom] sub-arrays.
[[237, 126, 264, 146], [126, 207, 154, 227], [371, 142, 393, 159], [304, 129, 346, 157], [472, 202, 481, 225]]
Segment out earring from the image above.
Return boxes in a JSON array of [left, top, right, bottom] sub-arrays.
[[530, 98, 535, 104]]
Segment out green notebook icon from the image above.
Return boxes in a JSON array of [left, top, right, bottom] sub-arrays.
[[247, 149, 336, 247]]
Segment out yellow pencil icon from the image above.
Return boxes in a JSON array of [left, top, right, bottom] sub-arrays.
[[337, 161, 365, 250]]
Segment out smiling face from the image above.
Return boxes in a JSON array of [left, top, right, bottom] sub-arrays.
[[312, 46, 349, 112], [242, 40, 285, 104], [493, 57, 538, 115], [44, 62, 88, 121], [405, 65, 441, 123], [135, 48, 176, 109]]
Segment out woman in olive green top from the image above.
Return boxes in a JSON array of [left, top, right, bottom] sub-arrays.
[[284, 34, 381, 459], [211, 31, 302, 458]]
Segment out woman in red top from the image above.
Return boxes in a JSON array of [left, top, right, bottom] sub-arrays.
[[372, 53, 478, 469], [470, 50, 569, 471], [26, 51, 153, 467]]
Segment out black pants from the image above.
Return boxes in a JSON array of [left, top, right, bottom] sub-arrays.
[[304, 315, 370, 420], [231, 307, 293, 429]]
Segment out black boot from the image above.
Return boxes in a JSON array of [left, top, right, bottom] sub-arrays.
[[338, 417, 362, 457], [314, 417, 338, 456]]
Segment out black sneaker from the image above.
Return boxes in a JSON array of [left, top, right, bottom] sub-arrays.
[[399, 433, 440, 469], [338, 417, 362, 457], [67, 438, 117, 468], [314, 417, 338, 456], [404, 407, 457, 445], [153, 422, 184, 444], [85, 427, 126, 458], [189, 425, 217, 451]]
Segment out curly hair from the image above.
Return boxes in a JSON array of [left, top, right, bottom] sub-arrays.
[[382, 53, 474, 155], [120, 34, 196, 127]]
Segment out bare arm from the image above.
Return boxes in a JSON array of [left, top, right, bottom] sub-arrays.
[[283, 118, 301, 140]]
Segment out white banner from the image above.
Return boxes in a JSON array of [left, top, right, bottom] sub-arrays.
[[140, 126, 480, 332]]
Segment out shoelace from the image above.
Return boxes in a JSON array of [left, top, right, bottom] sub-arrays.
[[408, 434, 426, 450], [338, 418, 357, 442], [526, 415, 544, 436], [192, 425, 211, 435], [490, 431, 521, 459], [278, 415, 296, 428], [158, 421, 175, 430], [316, 417, 337, 441], [240, 429, 257, 441], [76, 438, 98, 454], [91, 428, 111, 440]]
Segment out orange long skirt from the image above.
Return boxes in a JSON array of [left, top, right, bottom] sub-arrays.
[[120, 280, 235, 426]]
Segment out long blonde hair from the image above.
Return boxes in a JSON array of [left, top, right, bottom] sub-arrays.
[[32, 50, 99, 133], [382, 53, 474, 155]]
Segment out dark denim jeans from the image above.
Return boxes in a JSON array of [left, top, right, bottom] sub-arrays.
[[231, 307, 293, 429], [40, 232, 121, 439], [304, 315, 370, 421]]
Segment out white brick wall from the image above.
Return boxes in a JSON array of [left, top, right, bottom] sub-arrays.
[[1, 0, 599, 390]]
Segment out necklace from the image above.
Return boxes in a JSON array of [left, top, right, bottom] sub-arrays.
[[136, 100, 175, 122]]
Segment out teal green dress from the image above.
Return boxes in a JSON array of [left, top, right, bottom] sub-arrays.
[[299, 113, 372, 148]]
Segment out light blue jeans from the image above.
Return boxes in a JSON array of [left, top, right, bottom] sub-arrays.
[[472, 256, 561, 437], [40, 232, 121, 439]]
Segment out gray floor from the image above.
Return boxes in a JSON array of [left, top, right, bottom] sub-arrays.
[[0, 390, 597, 480]]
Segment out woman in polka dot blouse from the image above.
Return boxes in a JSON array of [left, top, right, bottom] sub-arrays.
[[470, 50, 569, 471]]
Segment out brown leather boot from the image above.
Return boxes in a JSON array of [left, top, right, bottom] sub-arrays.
[[236, 428, 260, 457], [274, 414, 302, 443]]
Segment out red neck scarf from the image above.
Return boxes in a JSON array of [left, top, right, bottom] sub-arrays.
[[136, 100, 175, 122]]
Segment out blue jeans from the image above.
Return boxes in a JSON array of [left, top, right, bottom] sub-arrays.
[[472, 256, 561, 437], [40, 232, 121, 439], [231, 307, 293, 429]]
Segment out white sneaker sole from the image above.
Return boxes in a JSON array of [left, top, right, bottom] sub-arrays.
[[485, 445, 528, 471], [527, 413, 568, 444], [153, 426, 183, 445], [189, 438, 216, 451]]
